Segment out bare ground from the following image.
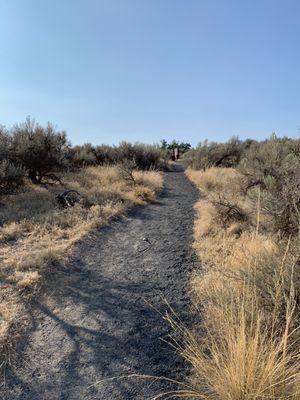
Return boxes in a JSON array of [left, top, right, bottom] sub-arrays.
[[1, 163, 200, 400]]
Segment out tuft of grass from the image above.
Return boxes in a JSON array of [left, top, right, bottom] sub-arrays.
[[166, 299, 300, 400]]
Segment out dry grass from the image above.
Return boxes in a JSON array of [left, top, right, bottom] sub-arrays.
[[166, 299, 300, 400], [181, 167, 300, 399], [0, 165, 163, 364], [186, 167, 240, 194]]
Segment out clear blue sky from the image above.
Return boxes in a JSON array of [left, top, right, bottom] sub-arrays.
[[1, 0, 300, 146]]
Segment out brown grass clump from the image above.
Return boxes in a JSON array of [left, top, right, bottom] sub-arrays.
[[166, 299, 300, 400], [0, 165, 163, 365], [181, 167, 300, 399], [187, 167, 240, 194]]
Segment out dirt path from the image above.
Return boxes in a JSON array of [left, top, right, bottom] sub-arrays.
[[2, 163, 200, 400]]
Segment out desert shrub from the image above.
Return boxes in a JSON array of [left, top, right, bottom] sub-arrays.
[[210, 195, 249, 226], [187, 136, 247, 170], [238, 136, 299, 190], [239, 136, 300, 236], [68, 143, 118, 168], [68, 142, 165, 170], [93, 144, 118, 165], [117, 159, 137, 185], [68, 143, 97, 167], [0, 160, 25, 195], [0, 126, 11, 157], [11, 117, 69, 184], [0, 127, 25, 194], [115, 142, 166, 170]]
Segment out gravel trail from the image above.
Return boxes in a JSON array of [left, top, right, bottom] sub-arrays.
[[2, 163, 200, 400]]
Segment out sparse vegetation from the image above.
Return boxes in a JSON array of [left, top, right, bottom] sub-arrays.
[[183, 135, 300, 399], [0, 118, 164, 367], [2, 115, 300, 398]]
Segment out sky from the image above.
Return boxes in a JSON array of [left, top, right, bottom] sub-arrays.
[[1, 0, 300, 146]]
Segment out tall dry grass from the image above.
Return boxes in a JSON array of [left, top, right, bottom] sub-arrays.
[[0, 165, 163, 364], [181, 167, 300, 400]]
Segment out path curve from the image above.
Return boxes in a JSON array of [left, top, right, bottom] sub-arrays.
[[2, 163, 200, 399]]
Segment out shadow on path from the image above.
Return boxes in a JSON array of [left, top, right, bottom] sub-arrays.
[[2, 162, 200, 400]]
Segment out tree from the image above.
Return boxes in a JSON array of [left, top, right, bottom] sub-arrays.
[[179, 142, 191, 153], [160, 139, 168, 150], [167, 140, 179, 150]]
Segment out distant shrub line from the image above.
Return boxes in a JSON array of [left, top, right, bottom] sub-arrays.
[[0, 117, 168, 195]]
